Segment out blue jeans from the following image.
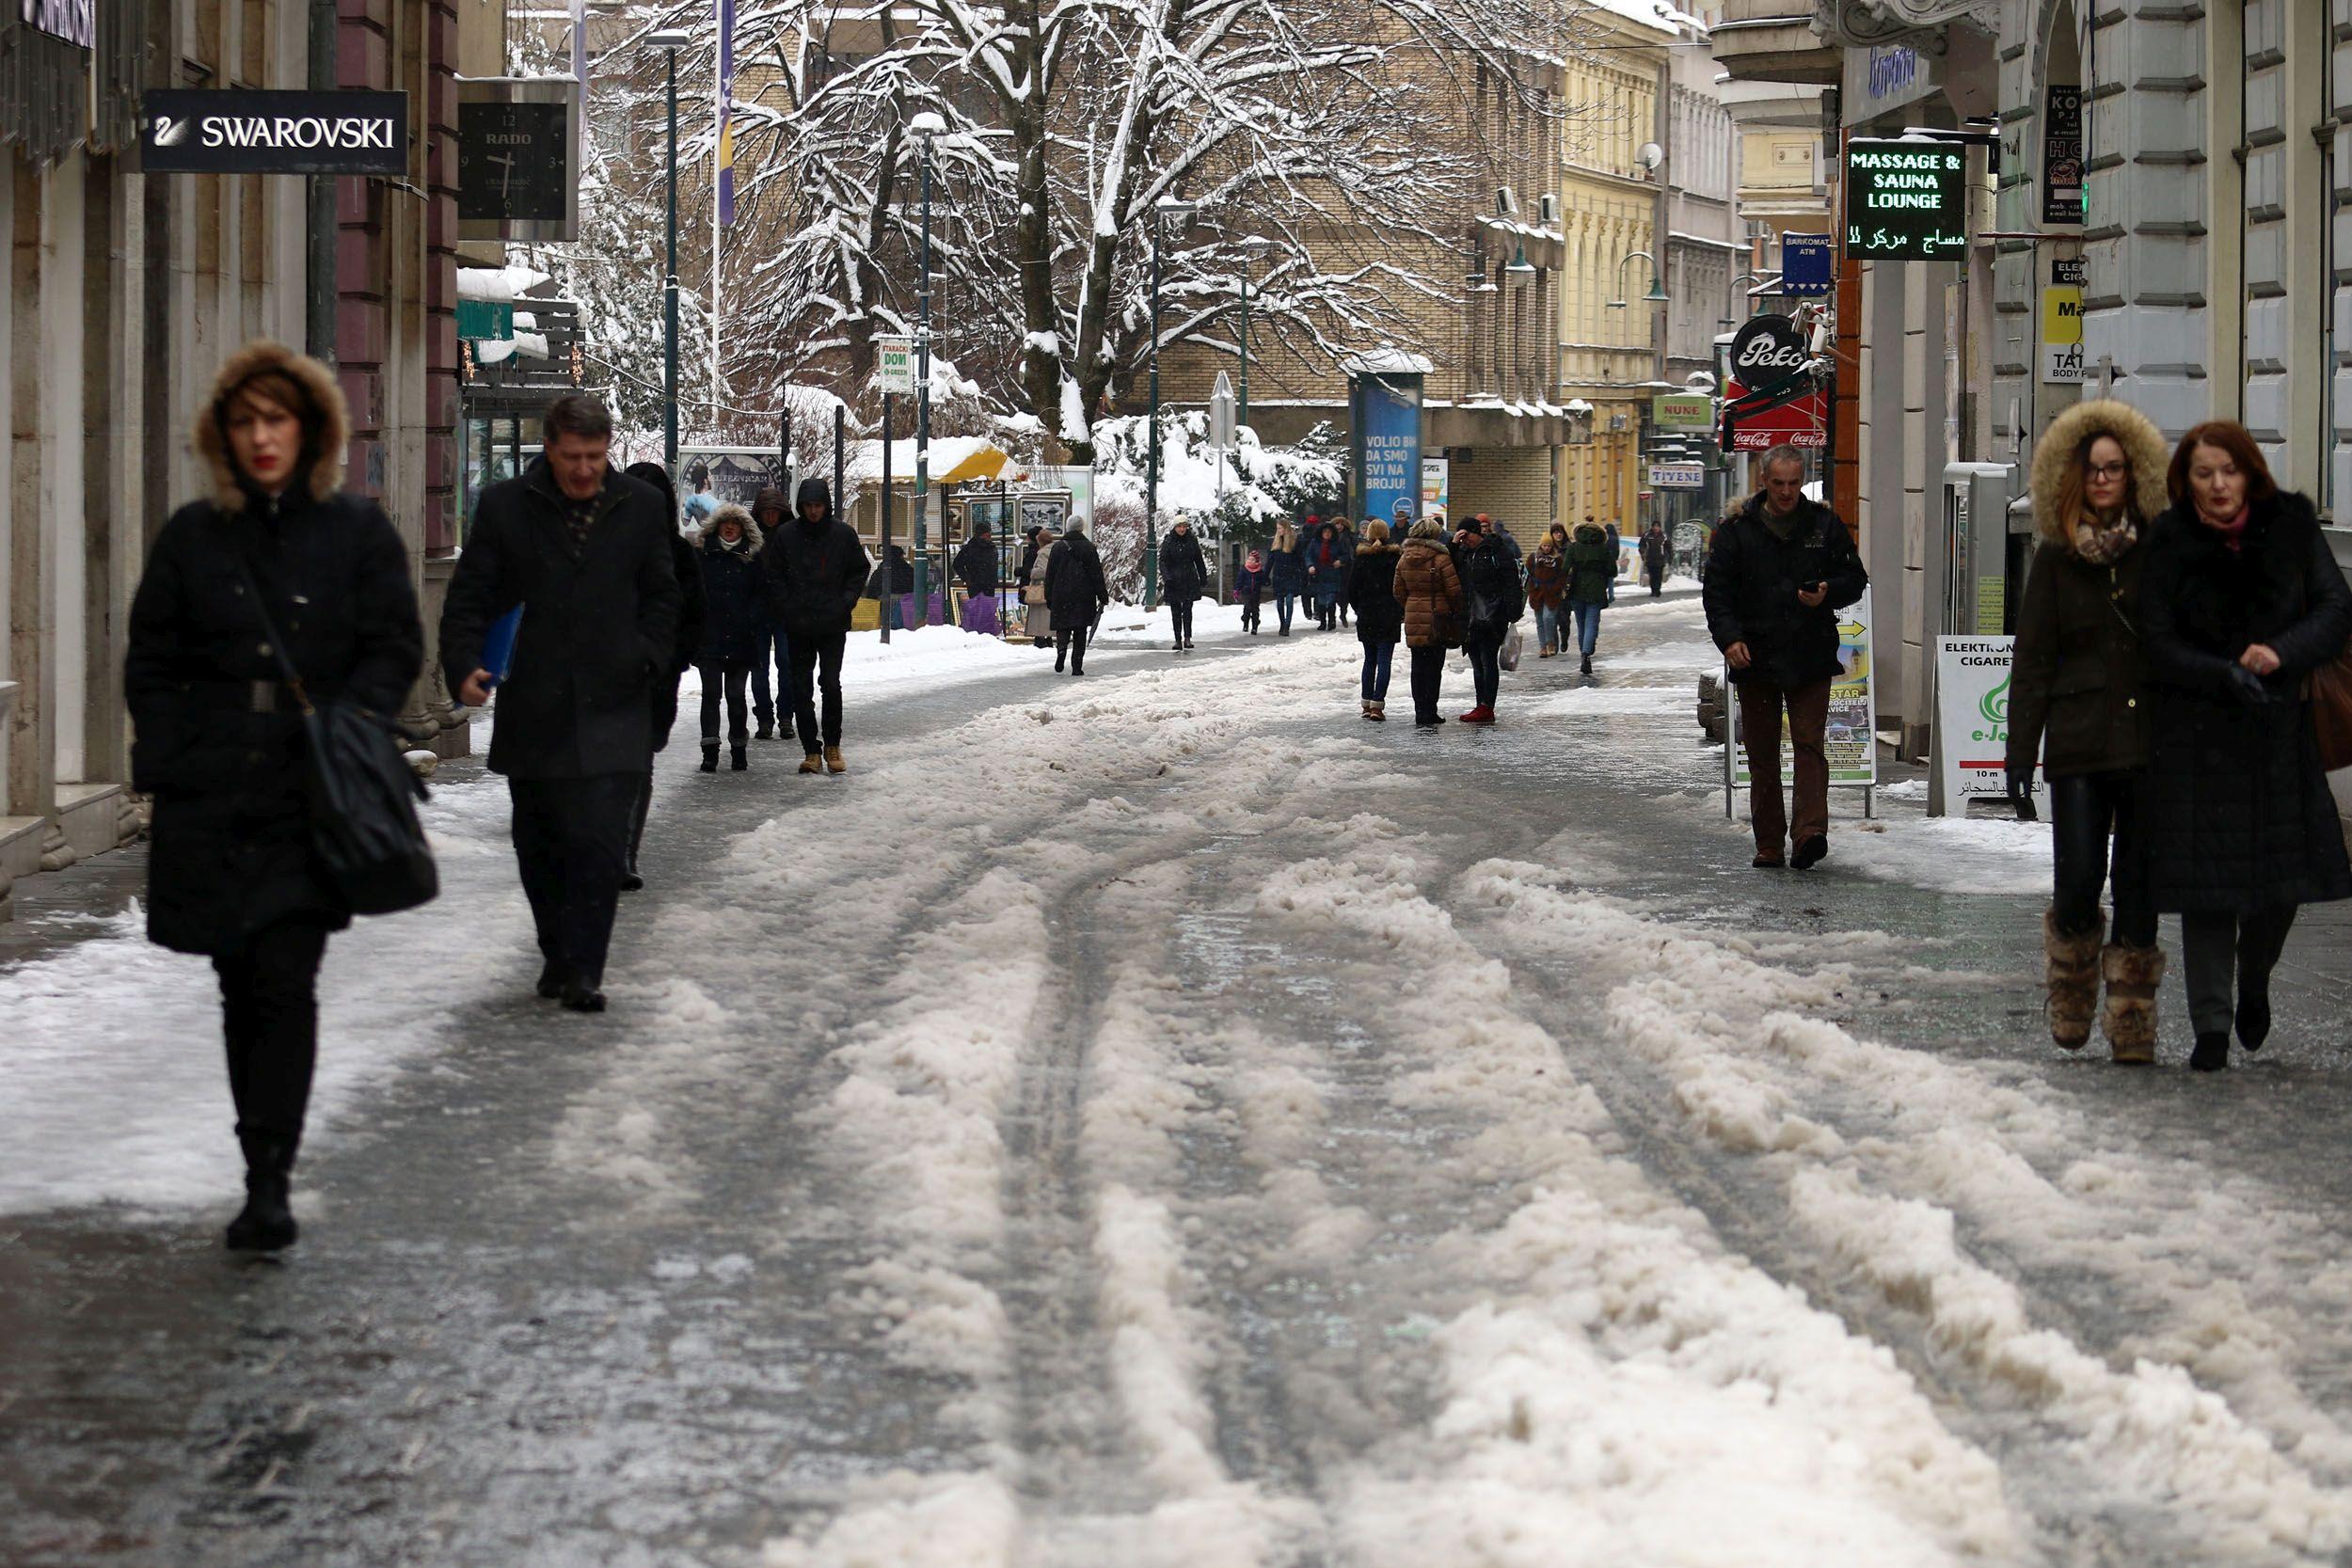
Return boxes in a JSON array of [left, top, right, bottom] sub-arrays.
[[1534, 603, 1563, 653], [1573, 601, 1601, 658], [1360, 641, 1394, 701], [1276, 590, 1296, 631]]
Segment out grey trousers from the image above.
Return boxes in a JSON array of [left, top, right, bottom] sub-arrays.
[[2178, 907, 2298, 1037]]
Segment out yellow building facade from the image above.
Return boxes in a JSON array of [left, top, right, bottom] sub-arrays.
[[1555, 20, 1671, 531]]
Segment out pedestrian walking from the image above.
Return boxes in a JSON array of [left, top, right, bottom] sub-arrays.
[[1528, 524, 1568, 657], [441, 392, 681, 1014], [1269, 520, 1305, 635], [955, 523, 1001, 632], [1045, 522, 1110, 673], [1235, 547, 1267, 633], [1454, 515, 1523, 724], [1566, 517, 1614, 674], [1348, 519, 1404, 720], [1702, 445, 1869, 872], [1603, 519, 1622, 604], [1642, 522, 1669, 596], [125, 340, 427, 1251], [2005, 400, 2170, 1062], [762, 477, 868, 775], [2139, 420, 2352, 1070], [1393, 516, 1465, 727], [1019, 524, 1057, 646], [1333, 518, 1359, 627], [619, 461, 707, 893], [1158, 517, 1209, 648], [691, 501, 765, 773], [747, 485, 790, 738], [1308, 521, 1347, 630]]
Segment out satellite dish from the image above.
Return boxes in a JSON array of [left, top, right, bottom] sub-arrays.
[[1636, 142, 1664, 171]]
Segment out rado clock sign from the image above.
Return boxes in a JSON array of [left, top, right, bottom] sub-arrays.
[[141, 89, 408, 174]]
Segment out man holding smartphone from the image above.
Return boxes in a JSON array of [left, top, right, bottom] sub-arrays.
[[1703, 446, 1869, 870]]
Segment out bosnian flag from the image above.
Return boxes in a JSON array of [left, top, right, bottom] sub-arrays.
[[716, 0, 735, 224]]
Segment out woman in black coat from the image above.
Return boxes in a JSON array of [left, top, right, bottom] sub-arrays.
[[619, 462, 705, 890], [2140, 421, 2352, 1070], [1158, 519, 1209, 650], [691, 502, 766, 773], [2005, 400, 2169, 1062], [1043, 524, 1109, 674], [1346, 521, 1404, 720], [124, 341, 424, 1252]]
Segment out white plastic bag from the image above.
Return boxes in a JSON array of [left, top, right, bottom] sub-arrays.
[[1500, 623, 1525, 673]]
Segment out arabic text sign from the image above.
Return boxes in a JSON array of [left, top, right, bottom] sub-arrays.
[[1845, 140, 1967, 261], [1733, 588, 1877, 787]]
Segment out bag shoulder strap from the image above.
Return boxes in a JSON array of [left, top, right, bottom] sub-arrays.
[[231, 555, 316, 716]]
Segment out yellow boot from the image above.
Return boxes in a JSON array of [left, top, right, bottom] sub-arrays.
[[824, 746, 848, 774]]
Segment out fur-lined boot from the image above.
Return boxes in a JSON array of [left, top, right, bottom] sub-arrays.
[[2043, 908, 2103, 1049], [2100, 944, 2165, 1065]]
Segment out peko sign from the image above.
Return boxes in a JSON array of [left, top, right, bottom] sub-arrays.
[[141, 89, 408, 175]]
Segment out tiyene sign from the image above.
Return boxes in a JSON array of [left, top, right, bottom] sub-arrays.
[[140, 89, 408, 175]]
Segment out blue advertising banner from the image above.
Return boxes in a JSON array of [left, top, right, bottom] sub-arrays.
[[1350, 373, 1423, 525], [1782, 233, 1833, 297]]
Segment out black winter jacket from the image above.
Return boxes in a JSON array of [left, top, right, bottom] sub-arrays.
[[1159, 530, 1210, 604], [1044, 530, 1109, 631], [761, 479, 869, 640], [126, 488, 424, 954], [1459, 536, 1525, 636], [1702, 493, 1868, 688], [1347, 543, 1404, 645], [2139, 492, 2352, 913], [694, 509, 767, 667], [438, 458, 682, 781], [954, 534, 1000, 595], [2006, 540, 2151, 779]]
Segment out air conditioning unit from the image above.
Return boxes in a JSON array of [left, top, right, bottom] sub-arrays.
[[1745, 218, 1773, 241], [1609, 413, 1630, 431], [1537, 193, 1560, 224], [1495, 186, 1520, 218]]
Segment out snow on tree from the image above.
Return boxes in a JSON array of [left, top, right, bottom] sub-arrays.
[[617, 0, 1589, 459], [1086, 412, 1345, 599]]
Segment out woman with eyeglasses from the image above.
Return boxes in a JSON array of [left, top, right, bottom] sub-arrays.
[[2005, 401, 2169, 1062], [2138, 420, 2352, 1069]]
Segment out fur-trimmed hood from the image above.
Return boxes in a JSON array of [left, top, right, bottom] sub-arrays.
[[2028, 399, 2169, 547], [192, 340, 349, 514], [694, 502, 763, 556]]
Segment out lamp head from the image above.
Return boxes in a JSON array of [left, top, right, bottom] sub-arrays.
[[646, 27, 691, 48], [1155, 198, 1197, 227], [908, 110, 946, 137]]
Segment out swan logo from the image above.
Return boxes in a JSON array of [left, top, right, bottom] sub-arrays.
[[151, 115, 191, 148]]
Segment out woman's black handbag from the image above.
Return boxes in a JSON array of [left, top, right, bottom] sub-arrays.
[[236, 561, 439, 916]]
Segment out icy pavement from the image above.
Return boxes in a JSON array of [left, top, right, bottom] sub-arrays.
[[6, 596, 2352, 1567]]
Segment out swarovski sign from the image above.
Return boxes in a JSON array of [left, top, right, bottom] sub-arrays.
[[20, 0, 93, 47], [140, 89, 408, 175]]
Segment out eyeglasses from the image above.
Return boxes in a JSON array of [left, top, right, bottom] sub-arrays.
[[2086, 463, 2129, 481]]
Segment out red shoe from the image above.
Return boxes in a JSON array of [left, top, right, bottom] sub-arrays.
[[1458, 705, 1496, 725]]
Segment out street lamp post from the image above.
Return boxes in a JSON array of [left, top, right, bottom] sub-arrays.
[[1144, 197, 1195, 611], [649, 29, 691, 477], [910, 110, 945, 623]]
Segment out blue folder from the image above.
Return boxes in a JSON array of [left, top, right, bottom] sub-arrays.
[[481, 605, 524, 689]]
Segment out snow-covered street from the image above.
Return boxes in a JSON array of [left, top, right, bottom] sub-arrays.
[[8, 595, 2352, 1568]]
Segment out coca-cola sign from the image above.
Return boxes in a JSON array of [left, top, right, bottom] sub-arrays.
[[1729, 314, 1808, 379]]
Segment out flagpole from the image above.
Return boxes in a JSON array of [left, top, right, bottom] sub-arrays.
[[711, 0, 723, 418]]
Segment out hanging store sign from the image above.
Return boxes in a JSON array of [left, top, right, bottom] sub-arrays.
[[1781, 233, 1834, 297], [2041, 285, 2085, 383], [1845, 139, 1967, 261], [455, 300, 515, 341], [19, 0, 94, 48], [140, 89, 407, 174], [1648, 464, 1705, 489], [1722, 313, 1825, 451], [2042, 86, 2084, 226], [1653, 392, 1714, 430]]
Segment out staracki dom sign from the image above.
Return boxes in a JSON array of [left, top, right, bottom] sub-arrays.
[[139, 89, 409, 175]]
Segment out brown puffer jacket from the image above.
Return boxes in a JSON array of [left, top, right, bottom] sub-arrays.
[[1392, 536, 1464, 649]]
